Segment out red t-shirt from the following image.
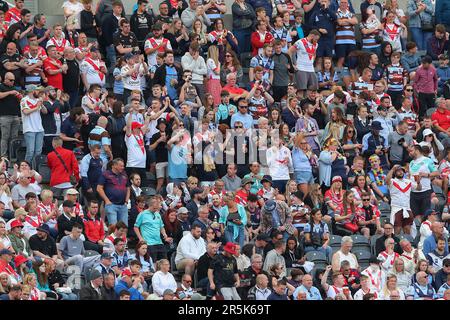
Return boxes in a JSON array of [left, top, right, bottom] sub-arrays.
[[431, 109, 450, 131], [43, 58, 63, 90], [223, 85, 245, 96]]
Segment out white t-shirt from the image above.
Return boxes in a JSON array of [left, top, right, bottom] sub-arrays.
[[146, 111, 167, 143], [125, 133, 147, 168], [206, 58, 220, 80], [21, 96, 44, 133], [409, 156, 437, 192], [121, 64, 145, 91], [80, 58, 106, 87], [293, 38, 317, 73]]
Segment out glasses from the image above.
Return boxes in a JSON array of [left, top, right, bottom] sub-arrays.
[[362, 199, 370, 201], [225, 54, 232, 57], [348, 130, 354, 133], [5, 78, 14, 81], [406, 89, 413, 92], [239, 105, 248, 108], [184, 280, 192, 283], [235, 125, 243, 128]]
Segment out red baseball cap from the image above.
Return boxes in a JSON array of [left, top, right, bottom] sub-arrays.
[[121, 268, 133, 277], [131, 122, 143, 131]]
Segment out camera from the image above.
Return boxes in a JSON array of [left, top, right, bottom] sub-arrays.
[[398, 138, 405, 146], [186, 75, 192, 82]]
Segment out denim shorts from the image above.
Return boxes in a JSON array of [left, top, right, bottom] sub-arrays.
[[294, 171, 314, 184]]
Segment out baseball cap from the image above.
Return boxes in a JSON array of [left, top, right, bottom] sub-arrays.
[[177, 207, 189, 215], [157, 118, 167, 127], [131, 122, 143, 130], [332, 176, 343, 184], [0, 248, 13, 255], [25, 84, 43, 92], [121, 268, 133, 277], [36, 224, 50, 235], [423, 129, 433, 137], [163, 289, 175, 296], [90, 269, 103, 280], [100, 253, 113, 260], [14, 255, 28, 268], [66, 188, 79, 195], [191, 293, 206, 300], [423, 209, 437, 218]]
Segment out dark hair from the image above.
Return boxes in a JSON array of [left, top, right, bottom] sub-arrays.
[[69, 107, 85, 121], [113, 237, 125, 245], [406, 42, 417, 51], [271, 229, 282, 239], [112, 101, 124, 117], [135, 241, 151, 263], [72, 223, 83, 230], [163, 209, 180, 234], [119, 290, 131, 298], [115, 221, 128, 230], [241, 244, 255, 259], [422, 56, 433, 64]]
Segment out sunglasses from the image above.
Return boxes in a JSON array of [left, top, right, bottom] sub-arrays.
[[235, 126, 243, 128], [405, 89, 413, 92], [362, 199, 370, 201], [239, 105, 248, 108], [225, 54, 232, 57], [348, 130, 354, 133]]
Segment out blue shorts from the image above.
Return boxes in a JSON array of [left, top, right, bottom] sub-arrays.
[[316, 40, 334, 58], [295, 171, 314, 184], [335, 44, 357, 58]]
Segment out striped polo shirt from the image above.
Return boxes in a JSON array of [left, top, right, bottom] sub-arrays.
[[335, 9, 356, 45]]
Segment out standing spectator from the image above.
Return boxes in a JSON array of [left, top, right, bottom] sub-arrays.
[[44, 45, 67, 91], [80, 145, 104, 203], [435, 0, 450, 32], [360, 0, 383, 22], [5, 0, 24, 27], [101, 1, 123, 79], [144, 23, 172, 68], [134, 196, 171, 262], [47, 137, 80, 199], [414, 59, 438, 119], [124, 115, 148, 186], [20, 84, 44, 164], [80, 47, 107, 89], [289, 30, 321, 96], [407, 0, 434, 51], [208, 242, 241, 300], [181, 42, 207, 100], [97, 158, 130, 226], [232, 0, 256, 54], [181, 0, 211, 31], [79, 0, 97, 42], [0, 72, 21, 158], [63, 47, 81, 108], [130, 0, 154, 51]]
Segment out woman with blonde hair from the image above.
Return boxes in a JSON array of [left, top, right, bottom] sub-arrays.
[[319, 138, 347, 188], [322, 107, 346, 144], [206, 45, 222, 105], [285, 179, 299, 206], [390, 258, 412, 293], [292, 133, 317, 195], [23, 273, 46, 300], [165, 18, 189, 62], [151, 259, 177, 297], [0, 272, 11, 295], [379, 274, 406, 300]]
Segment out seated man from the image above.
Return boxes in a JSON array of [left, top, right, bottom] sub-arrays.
[[111, 238, 132, 276], [59, 224, 101, 274], [175, 225, 206, 276]]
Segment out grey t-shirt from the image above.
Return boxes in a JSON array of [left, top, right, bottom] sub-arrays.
[[60, 235, 85, 260], [388, 131, 413, 163], [221, 174, 242, 192], [11, 184, 37, 206]]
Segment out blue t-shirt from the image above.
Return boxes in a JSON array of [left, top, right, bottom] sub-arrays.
[[165, 65, 178, 101], [97, 170, 129, 205], [168, 144, 188, 180], [134, 210, 164, 246]]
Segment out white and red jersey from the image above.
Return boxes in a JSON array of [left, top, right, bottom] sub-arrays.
[[125, 132, 146, 168], [378, 250, 400, 273], [81, 93, 101, 115], [0, 20, 9, 38], [326, 285, 344, 299], [353, 287, 378, 300], [46, 36, 71, 54], [257, 187, 275, 202], [362, 267, 386, 293], [104, 233, 127, 253], [5, 7, 20, 26], [208, 29, 234, 45], [22, 214, 43, 238], [144, 37, 171, 66], [37, 202, 58, 229], [74, 45, 92, 61], [80, 58, 106, 87], [389, 178, 414, 210], [293, 37, 317, 72]]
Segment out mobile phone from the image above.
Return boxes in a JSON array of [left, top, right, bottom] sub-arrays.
[[178, 291, 186, 299]]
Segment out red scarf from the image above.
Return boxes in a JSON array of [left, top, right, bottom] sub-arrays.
[[85, 58, 105, 81]]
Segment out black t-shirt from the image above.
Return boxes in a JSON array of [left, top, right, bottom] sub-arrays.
[[0, 84, 20, 116], [209, 254, 238, 288], [113, 32, 138, 57], [63, 59, 80, 93], [0, 53, 22, 83], [150, 131, 168, 163], [29, 234, 58, 257]]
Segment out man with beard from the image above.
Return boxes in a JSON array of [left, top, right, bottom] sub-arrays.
[[60, 107, 86, 151], [386, 165, 416, 236], [409, 145, 440, 222], [0, 72, 21, 158], [175, 225, 206, 276], [299, 88, 327, 130], [29, 224, 64, 270], [20, 84, 45, 163], [41, 87, 70, 154]]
